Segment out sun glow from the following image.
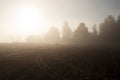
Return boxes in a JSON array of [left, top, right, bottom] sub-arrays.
[[14, 5, 49, 36]]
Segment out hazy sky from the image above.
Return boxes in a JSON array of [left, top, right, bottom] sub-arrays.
[[0, 0, 120, 42]]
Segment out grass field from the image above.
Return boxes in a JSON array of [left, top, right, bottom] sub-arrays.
[[0, 44, 120, 80]]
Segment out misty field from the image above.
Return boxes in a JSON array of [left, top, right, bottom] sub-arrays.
[[0, 44, 120, 80]]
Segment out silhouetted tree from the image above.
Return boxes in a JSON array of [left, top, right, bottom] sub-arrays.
[[88, 25, 98, 41], [44, 27, 60, 44], [99, 15, 117, 42], [115, 14, 120, 41], [87, 25, 98, 45], [93, 25, 97, 36], [117, 15, 120, 26], [62, 22, 72, 41], [73, 22, 89, 42]]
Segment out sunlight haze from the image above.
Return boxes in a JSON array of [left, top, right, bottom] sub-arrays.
[[0, 0, 120, 42]]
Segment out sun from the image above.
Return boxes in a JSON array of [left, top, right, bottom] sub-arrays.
[[14, 5, 48, 36]]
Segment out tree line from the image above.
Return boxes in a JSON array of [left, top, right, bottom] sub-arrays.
[[27, 14, 120, 46]]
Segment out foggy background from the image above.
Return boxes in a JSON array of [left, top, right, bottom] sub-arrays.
[[0, 0, 120, 42]]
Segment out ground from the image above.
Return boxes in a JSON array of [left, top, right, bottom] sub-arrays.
[[0, 44, 120, 80]]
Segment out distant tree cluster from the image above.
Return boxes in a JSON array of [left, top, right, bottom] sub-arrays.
[[99, 15, 120, 44], [27, 14, 120, 46]]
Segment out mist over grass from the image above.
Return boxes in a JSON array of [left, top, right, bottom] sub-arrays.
[[0, 43, 120, 80]]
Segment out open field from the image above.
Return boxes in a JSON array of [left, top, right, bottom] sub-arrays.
[[0, 44, 120, 80]]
